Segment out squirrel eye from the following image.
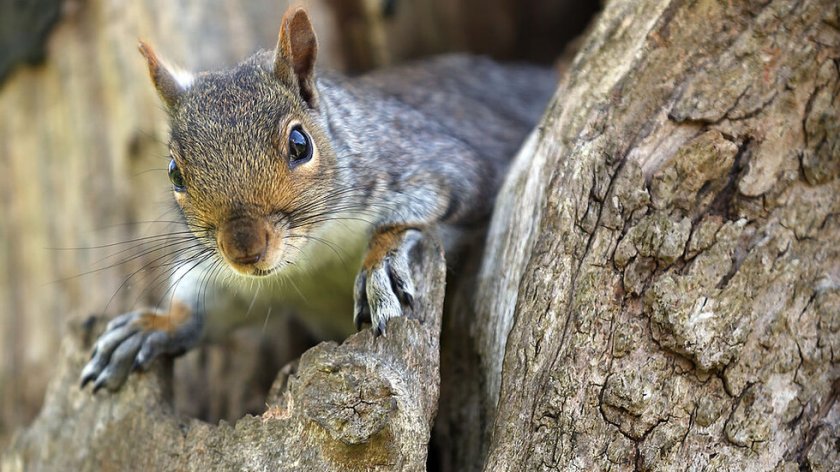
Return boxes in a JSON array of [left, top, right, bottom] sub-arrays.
[[288, 125, 313, 165], [168, 159, 186, 192]]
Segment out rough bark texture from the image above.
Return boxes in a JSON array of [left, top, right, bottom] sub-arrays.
[[2, 234, 445, 471], [474, 0, 840, 470]]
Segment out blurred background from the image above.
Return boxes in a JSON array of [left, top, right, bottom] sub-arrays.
[[0, 0, 599, 449]]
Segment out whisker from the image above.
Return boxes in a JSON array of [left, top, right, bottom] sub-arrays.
[[131, 247, 213, 310], [103, 245, 210, 314], [155, 251, 216, 311], [261, 306, 272, 334]]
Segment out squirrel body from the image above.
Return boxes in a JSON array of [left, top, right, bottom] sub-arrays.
[[81, 8, 555, 391]]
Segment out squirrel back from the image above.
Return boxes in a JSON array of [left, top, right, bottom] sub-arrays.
[[357, 54, 554, 163], [325, 55, 555, 222]]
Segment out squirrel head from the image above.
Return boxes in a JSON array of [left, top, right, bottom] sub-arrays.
[[140, 8, 340, 277]]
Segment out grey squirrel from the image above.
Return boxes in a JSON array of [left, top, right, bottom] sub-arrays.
[[81, 7, 555, 392]]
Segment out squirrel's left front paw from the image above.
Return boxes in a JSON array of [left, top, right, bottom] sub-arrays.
[[354, 228, 420, 335], [80, 303, 200, 393]]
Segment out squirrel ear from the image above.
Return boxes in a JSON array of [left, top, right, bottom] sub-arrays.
[[138, 41, 192, 109], [274, 8, 318, 108]]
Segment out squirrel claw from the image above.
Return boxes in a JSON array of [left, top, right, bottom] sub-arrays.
[[92, 376, 106, 394], [353, 229, 420, 335], [373, 319, 387, 337], [353, 272, 372, 331], [79, 308, 201, 393], [80, 371, 95, 389]]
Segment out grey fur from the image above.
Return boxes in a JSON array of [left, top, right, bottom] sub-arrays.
[[319, 55, 556, 227]]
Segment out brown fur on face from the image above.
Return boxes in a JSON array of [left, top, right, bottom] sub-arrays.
[[166, 55, 338, 276], [137, 9, 336, 277]]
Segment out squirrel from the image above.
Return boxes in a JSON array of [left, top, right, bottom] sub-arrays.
[[80, 7, 556, 392]]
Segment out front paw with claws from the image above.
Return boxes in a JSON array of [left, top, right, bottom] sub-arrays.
[[354, 228, 420, 335], [80, 302, 201, 393]]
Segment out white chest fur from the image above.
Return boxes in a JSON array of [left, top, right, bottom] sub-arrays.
[[170, 214, 373, 340]]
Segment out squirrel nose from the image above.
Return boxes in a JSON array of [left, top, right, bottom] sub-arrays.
[[218, 216, 270, 266]]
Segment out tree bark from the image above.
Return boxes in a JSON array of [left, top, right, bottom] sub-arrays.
[[473, 0, 840, 469]]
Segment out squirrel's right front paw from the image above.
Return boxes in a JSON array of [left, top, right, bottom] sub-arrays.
[[80, 303, 199, 393], [354, 229, 420, 335]]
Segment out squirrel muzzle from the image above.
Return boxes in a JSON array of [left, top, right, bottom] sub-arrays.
[[217, 216, 273, 273]]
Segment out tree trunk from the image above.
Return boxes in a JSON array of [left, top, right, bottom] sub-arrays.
[[4, 0, 840, 470], [472, 0, 840, 469]]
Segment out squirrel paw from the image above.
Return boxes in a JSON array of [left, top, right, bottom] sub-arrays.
[[80, 303, 199, 393], [354, 228, 420, 335]]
